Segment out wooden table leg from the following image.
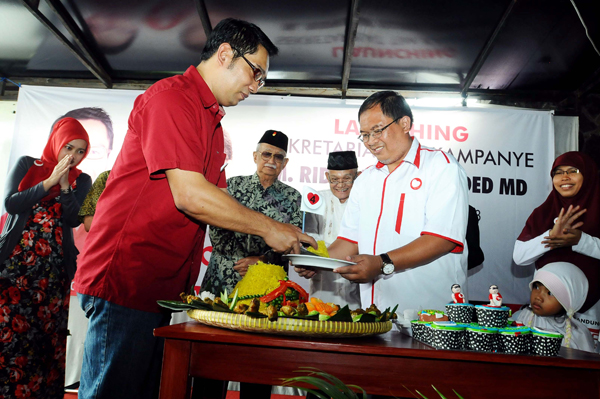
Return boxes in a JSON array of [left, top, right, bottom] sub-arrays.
[[159, 339, 192, 399]]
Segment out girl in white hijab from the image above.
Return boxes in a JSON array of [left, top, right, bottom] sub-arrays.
[[516, 262, 596, 352]]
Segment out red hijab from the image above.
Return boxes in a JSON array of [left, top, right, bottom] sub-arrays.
[[517, 151, 600, 312], [18, 117, 90, 200]]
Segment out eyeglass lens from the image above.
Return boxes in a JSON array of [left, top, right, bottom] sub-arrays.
[[329, 178, 354, 185], [358, 117, 401, 142], [241, 55, 264, 88], [553, 168, 579, 177], [261, 151, 284, 162]]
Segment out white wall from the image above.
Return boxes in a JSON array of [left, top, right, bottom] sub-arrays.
[[0, 101, 17, 204]]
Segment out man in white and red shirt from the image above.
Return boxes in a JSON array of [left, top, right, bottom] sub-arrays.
[[296, 91, 469, 315]]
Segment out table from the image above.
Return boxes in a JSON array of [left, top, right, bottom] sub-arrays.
[[155, 322, 600, 399]]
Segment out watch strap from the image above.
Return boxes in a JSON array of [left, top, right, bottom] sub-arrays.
[[379, 253, 393, 265], [379, 253, 395, 275]]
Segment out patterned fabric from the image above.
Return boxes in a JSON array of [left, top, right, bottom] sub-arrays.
[[78, 170, 110, 222], [201, 173, 302, 295], [0, 199, 70, 399]]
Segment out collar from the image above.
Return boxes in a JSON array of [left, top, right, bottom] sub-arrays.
[[183, 65, 225, 118], [375, 138, 422, 170], [251, 172, 282, 191]]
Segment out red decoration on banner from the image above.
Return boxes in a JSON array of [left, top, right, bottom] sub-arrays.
[[307, 192, 320, 205]]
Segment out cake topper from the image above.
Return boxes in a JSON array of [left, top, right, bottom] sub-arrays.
[[489, 284, 503, 307], [451, 284, 465, 303]]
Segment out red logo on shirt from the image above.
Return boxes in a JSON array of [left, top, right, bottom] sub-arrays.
[[410, 178, 422, 190]]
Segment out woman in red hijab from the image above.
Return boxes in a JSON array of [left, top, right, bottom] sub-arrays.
[[514, 151, 600, 314], [0, 117, 91, 399]]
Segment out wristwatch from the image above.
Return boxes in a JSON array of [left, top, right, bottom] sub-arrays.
[[380, 253, 395, 275]]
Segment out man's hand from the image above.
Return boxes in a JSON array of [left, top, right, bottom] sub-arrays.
[[166, 168, 316, 255], [331, 235, 457, 283], [233, 256, 262, 277], [263, 222, 317, 254], [333, 254, 382, 283], [294, 266, 317, 279], [293, 238, 357, 279]]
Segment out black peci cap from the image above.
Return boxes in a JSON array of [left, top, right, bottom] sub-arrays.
[[258, 130, 288, 151], [327, 151, 358, 170]]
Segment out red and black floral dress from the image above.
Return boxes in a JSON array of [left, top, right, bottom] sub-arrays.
[[0, 198, 70, 399]]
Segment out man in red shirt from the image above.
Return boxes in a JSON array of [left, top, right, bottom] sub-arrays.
[[74, 18, 316, 399]]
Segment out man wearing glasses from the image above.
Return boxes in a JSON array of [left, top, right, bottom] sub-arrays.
[[74, 19, 315, 399], [296, 91, 469, 317], [304, 151, 361, 308]]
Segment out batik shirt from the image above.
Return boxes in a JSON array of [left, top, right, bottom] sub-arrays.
[[202, 173, 302, 295]]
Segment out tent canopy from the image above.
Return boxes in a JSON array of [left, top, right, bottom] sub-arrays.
[[1, 0, 599, 103]]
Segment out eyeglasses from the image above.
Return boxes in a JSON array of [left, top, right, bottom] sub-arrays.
[[552, 168, 580, 177], [259, 151, 285, 163], [328, 176, 356, 185], [358, 117, 401, 143], [232, 47, 265, 89]]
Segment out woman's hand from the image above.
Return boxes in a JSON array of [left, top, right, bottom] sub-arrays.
[[543, 229, 583, 249], [43, 155, 72, 192], [233, 256, 263, 277], [543, 205, 586, 249]]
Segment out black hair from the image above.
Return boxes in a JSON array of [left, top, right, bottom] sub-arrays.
[[200, 18, 279, 62], [358, 91, 413, 129], [51, 107, 114, 151], [451, 284, 461, 290]]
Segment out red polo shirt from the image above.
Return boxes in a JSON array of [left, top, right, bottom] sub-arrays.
[[74, 66, 227, 312]]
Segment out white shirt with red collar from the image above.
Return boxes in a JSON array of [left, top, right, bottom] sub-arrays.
[[338, 138, 469, 314]]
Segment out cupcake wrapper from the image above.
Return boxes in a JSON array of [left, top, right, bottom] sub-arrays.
[[498, 334, 529, 354], [445, 305, 475, 323], [432, 329, 465, 350], [532, 334, 562, 356], [411, 323, 425, 342], [466, 330, 496, 352], [476, 307, 509, 328]]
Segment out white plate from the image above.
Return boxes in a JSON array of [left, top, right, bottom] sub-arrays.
[[283, 254, 356, 270]]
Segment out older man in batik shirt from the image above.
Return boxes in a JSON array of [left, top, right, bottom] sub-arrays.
[[202, 130, 301, 296]]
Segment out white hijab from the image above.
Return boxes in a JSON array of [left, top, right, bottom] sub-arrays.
[[517, 262, 595, 352]]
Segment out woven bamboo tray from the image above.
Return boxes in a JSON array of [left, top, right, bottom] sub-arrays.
[[187, 309, 392, 338]]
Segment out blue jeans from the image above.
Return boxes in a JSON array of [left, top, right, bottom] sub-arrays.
[[78, 294, 171, 399]]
